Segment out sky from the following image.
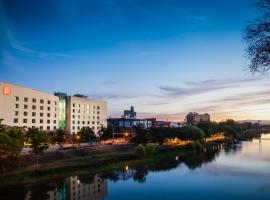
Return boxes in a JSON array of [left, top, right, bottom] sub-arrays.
[[0, 0, 270, 122]]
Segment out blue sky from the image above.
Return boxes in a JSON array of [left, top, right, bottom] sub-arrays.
[[1, 0, 270, 121]]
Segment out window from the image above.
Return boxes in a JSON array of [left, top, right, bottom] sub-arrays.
[[73, 109, 75, 113], [40, 99, 44, 104], [93, 106, 95, 109], [32, 112, 36, 117], [24, 105, 28, 109], [15, 96, 19, 101], [92, 126, 95, 129], [92, 121, 95, 124], [47, 113, 50, 117], [97, 116, 100, 120], [72, 120, 75, 124], [72, 126, 75, 130], [82, 121, 85, 125], [40, 126, 43, 130], [53, 120, 56, 124], [72, 115, 75, 119], [77, 121, 80, 124], [93, 116, 95, 119], [54, 101, 57, 105], [23, 119, 27, 123], [15, 104, 19, 108], [73, 103, 75, 107], [15, 111, 19, 116], [32, 105, 36, 110], [24, 112, 28, 116], [24, 97, 28, 102], [97, 106, 100, 109], [40, 119, 43, 123], [97, 121, 100, 124], [47, 107, 51, 111], [97, 111, 100, 115], [47, 120, 50, 124], [40, 106, 44, 110], [32, 119, 36, 123], [77, 126, 80, 130], [53, 126, 57, 130], [32, 98, 36, 103], [82, 105, 85, 108], [47, 126, 50, 130], [40, 113, 44, 117], [47, 100, 51, 104], [87, 121, 90, 125], [32, 126, 35, 128], [14, 118, 18, 123]]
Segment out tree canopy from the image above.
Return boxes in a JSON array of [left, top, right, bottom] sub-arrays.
[[244, 0, 270, 73]]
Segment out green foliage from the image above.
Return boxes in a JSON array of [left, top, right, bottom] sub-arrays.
[[145, 144, 156, 155], [77, 127, 96, 143], [186, 126, 205, 141], [0, 126, 25, 157], [194, 141, 204, 153], [100, 124, 113, 140], [51, 129, 65, 144], [132, 124, 149, 144], [135, 144, 146, 157], [27, 128, 50, 163]]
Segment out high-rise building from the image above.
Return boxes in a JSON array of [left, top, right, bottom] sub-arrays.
[[0, 81, 107, 134], [186, 112, 210, 125]]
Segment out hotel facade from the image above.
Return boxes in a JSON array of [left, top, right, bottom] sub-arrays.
[[0, 81, 107, 134]]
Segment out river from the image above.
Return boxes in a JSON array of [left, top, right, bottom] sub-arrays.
[[1, 134, 270, 200]]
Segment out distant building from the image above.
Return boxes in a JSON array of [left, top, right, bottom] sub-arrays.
[[122, 106, 136, 119], [156, 121, 171, 128], [0, 81, 107, 135], [186, 112, 210, 125]]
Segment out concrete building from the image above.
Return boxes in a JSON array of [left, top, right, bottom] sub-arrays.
[[186, 112, 210, 125], [122, 106, 136, 119], [66, 95, 107, 135], [0, 81, 59, 131], [0, 81, 107, 134]]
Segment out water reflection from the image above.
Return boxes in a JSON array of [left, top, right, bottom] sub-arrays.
[[1, 134, 270, 200]]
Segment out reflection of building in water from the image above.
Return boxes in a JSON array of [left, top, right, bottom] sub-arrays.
[[116, 168, 136, 181], [24, 175, 107, 200], [68, 175, 107, 200]]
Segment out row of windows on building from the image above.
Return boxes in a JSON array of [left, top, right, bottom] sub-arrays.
[[72, 115, 100, 120], [72, 120, 100, 125], [14, 103, 57, 111], [13, 118, 57, 124], [72, 103, 100, 110], [14, 111, 57, 118], [15, 96, 57, 105], [72, 109, 100, 114]]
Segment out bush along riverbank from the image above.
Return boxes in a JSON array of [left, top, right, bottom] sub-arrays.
[[0, 139, 228, 188]]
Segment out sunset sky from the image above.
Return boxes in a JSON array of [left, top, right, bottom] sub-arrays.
[[1, 0, 270, 122]]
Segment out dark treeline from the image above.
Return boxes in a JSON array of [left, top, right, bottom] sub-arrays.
[[131, 119, 262, 145]]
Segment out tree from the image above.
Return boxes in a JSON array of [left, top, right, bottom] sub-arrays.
[[244, 0, 270, 73], [77, 127, 96, 143], [51, 129, 65, 144], [132, 124, 149, 144], [27, 128, 50, 164], [186, 126, 205, 142], [99, 124, 113, 140]]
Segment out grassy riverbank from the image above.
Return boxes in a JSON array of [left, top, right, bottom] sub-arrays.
[[0, 140, 226, 188]]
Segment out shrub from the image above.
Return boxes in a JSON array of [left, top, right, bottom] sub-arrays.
[[186, 143, 195, 152], [135, 144, 146, 157], [145, 144, 156, 155], [194, 141, 204, 153]]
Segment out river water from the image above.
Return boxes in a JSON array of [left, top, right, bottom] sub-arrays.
[[1, 134, 270, 200]]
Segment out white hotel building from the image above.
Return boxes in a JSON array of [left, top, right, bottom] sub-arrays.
[[0, 81, 107, 134]]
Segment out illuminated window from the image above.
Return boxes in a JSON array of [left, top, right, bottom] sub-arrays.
[[3, 86, 11, 95]]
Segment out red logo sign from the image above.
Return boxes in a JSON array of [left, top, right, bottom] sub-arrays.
[[3, 86, 11, 96]]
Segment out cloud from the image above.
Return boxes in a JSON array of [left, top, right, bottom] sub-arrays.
[[158, 77, 265, 97]]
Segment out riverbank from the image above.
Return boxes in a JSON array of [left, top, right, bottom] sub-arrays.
[[0, 140, 226, 188]]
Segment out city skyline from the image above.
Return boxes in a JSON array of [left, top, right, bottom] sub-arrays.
[[1, 0, 270, 122]]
